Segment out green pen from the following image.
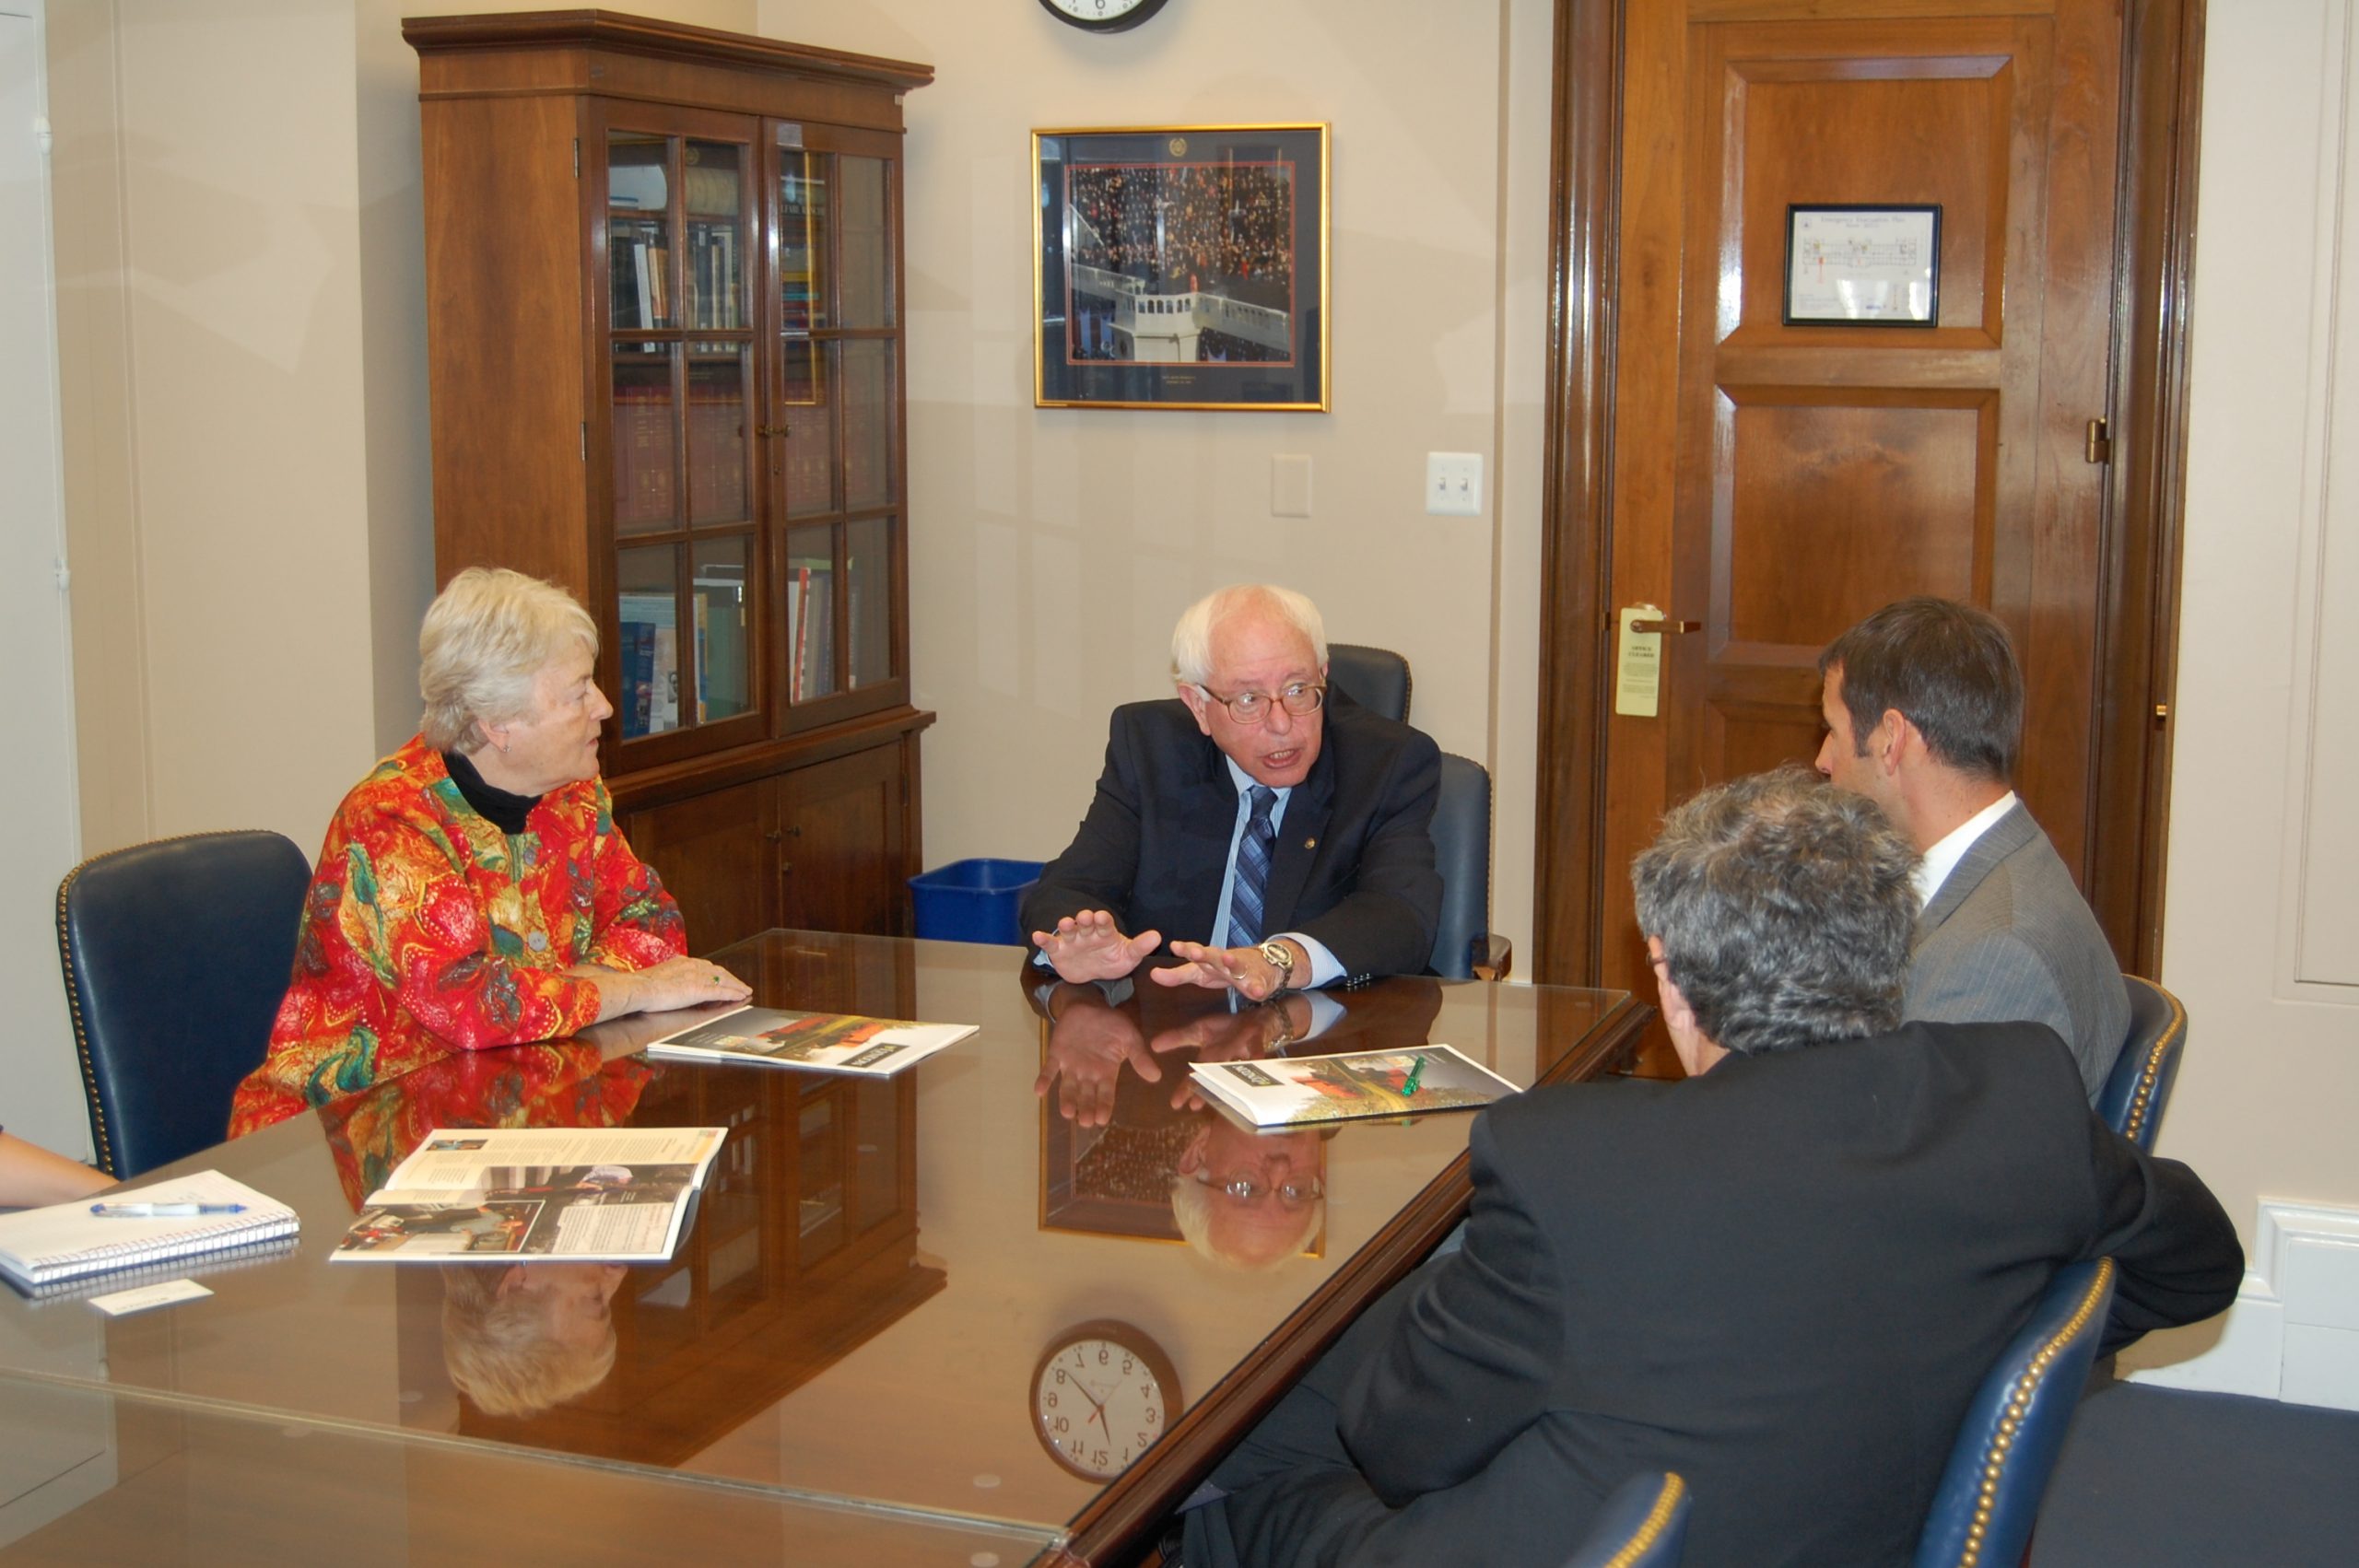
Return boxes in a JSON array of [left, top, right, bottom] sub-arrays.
[[1400, 1056, 1426, 1097]]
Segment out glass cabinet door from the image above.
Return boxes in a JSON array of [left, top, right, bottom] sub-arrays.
[[606, 128, 758, 744], [769, 131, 905, 725]]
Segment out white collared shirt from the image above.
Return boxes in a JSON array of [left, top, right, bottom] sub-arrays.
[[1915, 790, 2018, 908]]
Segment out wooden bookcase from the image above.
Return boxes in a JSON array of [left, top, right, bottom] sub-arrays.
[[406, 11, 934, 950]]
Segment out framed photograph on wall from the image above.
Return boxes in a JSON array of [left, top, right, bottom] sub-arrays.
[[1033, 123, 1330, 410], [1783, 204, 1942, 326]]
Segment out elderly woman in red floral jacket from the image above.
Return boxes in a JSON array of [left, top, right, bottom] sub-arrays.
[[229, 568, 748, 1135]]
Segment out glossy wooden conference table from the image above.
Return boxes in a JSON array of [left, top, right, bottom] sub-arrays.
[[0, 931, 1641, 1566]]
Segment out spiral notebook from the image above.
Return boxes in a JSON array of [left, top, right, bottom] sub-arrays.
[[0, 1171, 299, 1294]]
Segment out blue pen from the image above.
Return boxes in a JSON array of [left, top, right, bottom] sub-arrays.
[[89, 1201, 248, 1218]]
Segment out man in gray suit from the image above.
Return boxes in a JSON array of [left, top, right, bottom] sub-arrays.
[[1816, 598, 2129, 1098]]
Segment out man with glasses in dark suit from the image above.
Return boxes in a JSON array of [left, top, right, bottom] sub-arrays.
[[1024, 584, 1443, 1000]]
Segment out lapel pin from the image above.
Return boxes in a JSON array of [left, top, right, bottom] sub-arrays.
[[1304, 837, 1317, 849]]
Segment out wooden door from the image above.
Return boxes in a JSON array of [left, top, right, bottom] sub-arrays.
[[1584, 0, 2125, 1011]]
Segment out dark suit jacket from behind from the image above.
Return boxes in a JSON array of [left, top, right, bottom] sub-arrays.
[[1019, 690, 1443, 980], [1908, 801, 2130, 1100], [1216, 1022, 2241, 1568]]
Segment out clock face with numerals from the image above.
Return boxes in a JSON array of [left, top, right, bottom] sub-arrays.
[[1031, 1318, 1181, 1480], [1038, 0, 1171, 33]]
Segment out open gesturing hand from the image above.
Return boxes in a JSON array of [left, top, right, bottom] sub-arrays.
[[1031, 908, 1160, 984], [1151, 939, 1295, 1001], [1033, 989, 1158, 1126]]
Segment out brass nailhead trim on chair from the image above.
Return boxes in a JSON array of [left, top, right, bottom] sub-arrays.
[[1950, 1258, 2116, 1568], [1602, 1472, 1687, 1568], [2122, 983, 2185, 1145], [53, 830, 259, 1179]]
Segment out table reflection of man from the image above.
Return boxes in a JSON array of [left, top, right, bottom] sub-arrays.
[[1033, 971, 1443, 1269], [441, 1260, 627, 1419], [1174, 1116, 1327, 1271]]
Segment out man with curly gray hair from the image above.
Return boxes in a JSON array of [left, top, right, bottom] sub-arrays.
[[1180, 766, 2239, 1568]]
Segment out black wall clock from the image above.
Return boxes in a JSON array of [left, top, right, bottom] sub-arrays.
[[1039, 0, 1171, 33]]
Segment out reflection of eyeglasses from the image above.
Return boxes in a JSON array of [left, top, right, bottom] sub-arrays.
[[1194, 681, 1327, 725], [1196, 1170, 1324, 1207]]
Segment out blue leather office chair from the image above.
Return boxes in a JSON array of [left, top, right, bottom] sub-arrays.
[[1433, 752, 1510, 980], [55, 830, 311, 1177], [1565, 1471, 1691, 1567], [1324, 642, 1508, 979], [2098, 975, 2186, 1153], [1914, 1257, 2117, 1568], [1325, 642, 1411, 723]]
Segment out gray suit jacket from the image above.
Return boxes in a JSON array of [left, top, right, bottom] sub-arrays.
[[1907, 802, 2129, 1099]]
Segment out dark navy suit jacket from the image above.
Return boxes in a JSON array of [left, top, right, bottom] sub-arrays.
[[1196, 1022, 2242, 1568], [1020, 689, 1442, 980]]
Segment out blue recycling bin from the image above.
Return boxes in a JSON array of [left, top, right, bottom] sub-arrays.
[[909, 858, 1045, 946]]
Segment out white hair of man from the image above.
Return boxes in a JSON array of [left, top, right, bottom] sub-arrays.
[[419, 567, 599, 754], [1169, 584, 1329, 690], [1169, 1166, 1326, 1272]]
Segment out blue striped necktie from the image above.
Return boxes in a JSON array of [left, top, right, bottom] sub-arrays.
[[1228, 785, 1278, 948]]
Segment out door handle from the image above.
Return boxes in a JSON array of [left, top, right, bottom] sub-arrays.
[[1614, 603, 1696, 718]]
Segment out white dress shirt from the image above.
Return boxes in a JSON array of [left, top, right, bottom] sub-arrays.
[[1914, 790, 2019, 908]]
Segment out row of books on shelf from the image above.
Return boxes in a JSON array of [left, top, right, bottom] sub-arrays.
[[611, 221, 670, 331], [617, 565, 861, 726], [611, 226, 745, 333], [787, 563, 835, 701], [687, 220, 743, 331], [618, 590, 748, 738], [614, 390, 749, 528]]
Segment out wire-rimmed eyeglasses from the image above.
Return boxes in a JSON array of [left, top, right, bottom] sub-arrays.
[[1194, 681, 1327, 726], [1194, 1170, 1325, 1208]]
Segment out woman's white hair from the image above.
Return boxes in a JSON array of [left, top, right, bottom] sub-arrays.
[[1169, 584, 1328, 689], [419, 568, 598, 754]]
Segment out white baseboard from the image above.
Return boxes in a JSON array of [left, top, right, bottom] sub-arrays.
[[2124, 1199, 2359, 1410]]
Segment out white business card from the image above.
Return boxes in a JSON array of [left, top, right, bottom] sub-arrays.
[[86, 1279, 214, 1316]]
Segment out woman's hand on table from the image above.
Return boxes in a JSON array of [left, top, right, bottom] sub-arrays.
[[582, 956, 750, 1022]]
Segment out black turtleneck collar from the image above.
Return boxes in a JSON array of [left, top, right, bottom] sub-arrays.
[[442, 748, 542, 835]]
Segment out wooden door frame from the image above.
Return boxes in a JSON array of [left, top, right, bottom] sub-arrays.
[[1532, 0, 2207, 985]]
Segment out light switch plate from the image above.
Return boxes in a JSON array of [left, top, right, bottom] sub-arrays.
[[1426, 452, 1483, 517]]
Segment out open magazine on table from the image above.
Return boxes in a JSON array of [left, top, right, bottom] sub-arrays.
[[643, 1005, 976, 1077], [329, 1125, 725, 1264], [1188, 1044, 1519, 1129]]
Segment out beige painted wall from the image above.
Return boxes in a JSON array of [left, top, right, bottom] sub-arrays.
[[53, 0, 384, 859], [758, 0, 1552, 962], [39, 0, 757, 1153], [2148, 2, 2359, 1237]]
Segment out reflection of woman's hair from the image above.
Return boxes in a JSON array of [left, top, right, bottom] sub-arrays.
[[440, 1266, 617, 1419], [1168, 1170, 1324, 1272]]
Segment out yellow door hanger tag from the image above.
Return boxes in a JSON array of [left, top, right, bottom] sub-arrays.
[[1615, 604, 1665, 718]]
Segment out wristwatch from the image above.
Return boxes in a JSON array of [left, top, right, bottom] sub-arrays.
[[1260, 996, 1305, 1053], [1257, 939, 1297, 992]]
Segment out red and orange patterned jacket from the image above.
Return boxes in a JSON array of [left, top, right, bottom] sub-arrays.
[[229, 736, 684, 1135], [313, 1042, 658, 1211]]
